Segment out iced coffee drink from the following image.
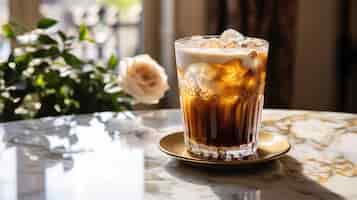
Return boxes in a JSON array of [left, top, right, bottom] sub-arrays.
[[175, 29, 269, 160]]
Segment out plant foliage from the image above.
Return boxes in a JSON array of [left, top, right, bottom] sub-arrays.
[[0, 18, 132, 122]]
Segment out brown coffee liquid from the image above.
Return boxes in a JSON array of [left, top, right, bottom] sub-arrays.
[[178, 54, 267, 147]]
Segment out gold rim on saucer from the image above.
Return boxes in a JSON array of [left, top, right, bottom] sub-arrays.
[[159, 131, 290, 167]]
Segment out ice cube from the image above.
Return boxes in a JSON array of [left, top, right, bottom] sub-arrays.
[[240, 38, 266, 48], [241, 57, 255, 70], [219, 60, 249, 82], [200, 38, 225, 48], [184, 63, 217, 95], [240, 51, 261, 70], [245, 77, 257, 91], [220, 29, 245, 42], [183, 63, 202, 89], [224, 41, 239, 48]]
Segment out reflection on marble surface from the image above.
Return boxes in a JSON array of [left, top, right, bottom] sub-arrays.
[[0, 109, 357, 199]]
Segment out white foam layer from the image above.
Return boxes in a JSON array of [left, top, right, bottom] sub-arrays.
[[175, 36, 268, 69], [175, 46, 267, 69]]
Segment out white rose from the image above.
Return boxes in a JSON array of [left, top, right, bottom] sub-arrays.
[[118, 54, 169, 104]]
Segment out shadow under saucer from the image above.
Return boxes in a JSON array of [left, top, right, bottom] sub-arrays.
[[163, 156, 344, 200]]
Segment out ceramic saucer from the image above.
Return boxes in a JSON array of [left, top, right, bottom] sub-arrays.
[[159, 131, 291, 168]]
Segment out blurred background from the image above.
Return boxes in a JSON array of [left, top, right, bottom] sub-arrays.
[[0, 0, 357, 113]]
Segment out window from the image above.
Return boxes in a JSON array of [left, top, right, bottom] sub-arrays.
[[0, 0, 9, 61], [0, 0, 7, 24], [40, 0, 143, 59]]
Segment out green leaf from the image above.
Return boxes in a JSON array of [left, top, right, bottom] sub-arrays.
[[38, 34, 58, 45], [45, 88, 56, 95], [35, 74, 46, 88], [79, 24, 89, 40], [64, 98, 80, 109], [58, 31, 67, 41], [2, 22, 27, 39], [62, 51, 83, 68], [2, 24, 15, 38], [107, 54, 118, 69], [79, 24, 94, 42], [60, 85, 73, 97], [37, 18, 58, 29], [43, 71, 60, 86], [15, 53, 31, 66], [32, 47, 60, 58]]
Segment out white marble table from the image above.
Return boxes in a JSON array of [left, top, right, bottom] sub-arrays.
[[0, 109, 357, 200]]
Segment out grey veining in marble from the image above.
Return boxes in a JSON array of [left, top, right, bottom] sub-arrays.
[[0, 109, 357, 200]]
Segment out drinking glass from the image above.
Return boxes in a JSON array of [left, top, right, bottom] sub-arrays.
[[175, 35, 269, 160]]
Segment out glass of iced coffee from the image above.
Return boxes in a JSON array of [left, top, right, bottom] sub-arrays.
[[175, 29, 269, 160]]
